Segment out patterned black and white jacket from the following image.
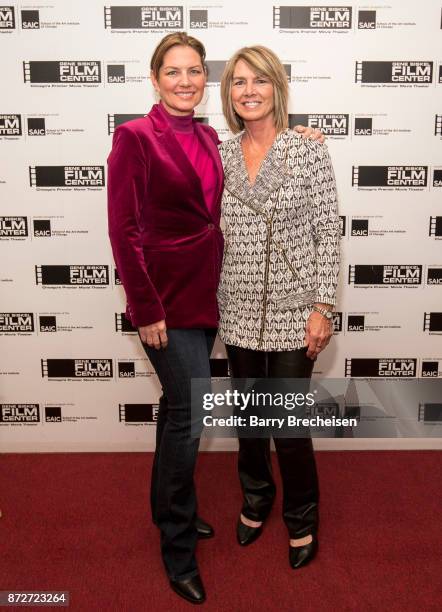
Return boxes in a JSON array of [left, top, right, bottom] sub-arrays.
[[217, 129, 340, 351]]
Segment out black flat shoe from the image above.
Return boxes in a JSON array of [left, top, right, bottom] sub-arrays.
[[289, 535, 318, 569], [169, 574, 206, 605], [236, 516, 263, 546], [196, 516, 214, 539]]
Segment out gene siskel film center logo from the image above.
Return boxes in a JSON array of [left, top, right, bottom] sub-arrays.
[[355, 61, 433, 87], [0, 404, 40, 425], [35, 265, 110, 288], [23, 61, 101, 87], [352, 166, 428, 190], [0, 313, 34, 335], [0, 5, 15, 32], [41, 359, 113, 380], [289, 114, 349, 138], [429, 216, 442, 239], [104, 6, 183, 31], [0, 114, 22, 137], [107, 114, 145, 134], [423, 313, 442, 335], [0, 216, 28, 240], [29, 166, 105, 189], [273, 5, 352, 32], [119, 404, 158, 424], [348, 265, 422, 289], [345, 358, 417, 378], [418, 403, 442, 423]]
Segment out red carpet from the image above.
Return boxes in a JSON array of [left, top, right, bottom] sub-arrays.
[[0, 451, 441, 611]]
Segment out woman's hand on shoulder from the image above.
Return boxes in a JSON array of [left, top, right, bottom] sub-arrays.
[[292, 124, 326, 144], [139, 320, 168, 350]]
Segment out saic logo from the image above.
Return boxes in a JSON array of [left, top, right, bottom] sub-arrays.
[[289, 114, 349, 136], [433, 169, 442, 187], [23, 61, 101, 84], [358, 10, 376, 29], [352, 166, 428, 188], [39, 315, 57, 332], [421, 360, 442, 377], [427, 267, 442, 285], [107, 65, 125, 83], [29, 166, 105, 187], [0, 216, 28, 238], [0, 313, 34, 333], [351, 219, 368, 236], [28, 118, 45, 136], [345, 358, 416, 377], [423, 313, 442, 333], [107, 114, 144, 134], [429, 217, 442, 238], [0, 404, 40, 423], [45, 406, 62, 422], [347, 315, 365, 332], [34, 220, 51, 237], [348, 265, 422, 286], [115, 313, 137, 333], [41, 359, 113, 379], [0, 114, 22, 136], [118, 362, 136, 378], [119, 403, 158, 423], [354, 117, 372, 135], [355, 61, 433, 84], [0, 6, 15, 29], [21, 9, 39, 28], [104, 6, 183, 29], [35, 265, 109, 286], [273, 6, 352, 29], [189, 9, 208, 28]]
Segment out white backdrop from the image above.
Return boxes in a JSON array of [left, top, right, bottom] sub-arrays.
[[1, 1, 441, 451]]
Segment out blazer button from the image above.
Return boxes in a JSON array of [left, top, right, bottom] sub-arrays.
[[208, 223, 215, 230]]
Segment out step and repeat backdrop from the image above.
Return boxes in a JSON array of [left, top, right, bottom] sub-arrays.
[[1, 1, 441, 451]]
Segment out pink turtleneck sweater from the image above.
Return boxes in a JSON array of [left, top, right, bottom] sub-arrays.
[[158, 102, 218, 215]]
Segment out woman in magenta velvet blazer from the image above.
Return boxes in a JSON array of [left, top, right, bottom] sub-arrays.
[[108, 32, 322, 605]]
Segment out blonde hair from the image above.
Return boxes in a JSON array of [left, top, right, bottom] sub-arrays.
[[150, 32, 206, 79], [221, 45, 289, 134]]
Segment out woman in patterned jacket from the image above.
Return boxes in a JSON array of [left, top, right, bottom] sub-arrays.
[[218, 46, 340, 568]]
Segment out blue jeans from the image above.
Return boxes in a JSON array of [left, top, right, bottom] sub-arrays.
[[141, 328, 216, 581]]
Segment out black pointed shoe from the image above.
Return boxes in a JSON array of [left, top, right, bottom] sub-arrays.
[[289, 535, 318, 569], [236, 516, 263, 546], [196, 516, 214, 539], [169, 574, 206, 605]]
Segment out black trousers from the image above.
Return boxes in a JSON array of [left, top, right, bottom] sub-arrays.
[[141, 328, 216, 581], [226, 344, 319, 538]]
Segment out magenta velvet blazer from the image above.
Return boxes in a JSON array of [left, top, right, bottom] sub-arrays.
[[107, 104, 224, 328]]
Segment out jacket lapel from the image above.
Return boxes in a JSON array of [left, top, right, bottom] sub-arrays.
[[194, 121, 225, 214], [148, 104, 208, 217], [223, 130, 294, 217]]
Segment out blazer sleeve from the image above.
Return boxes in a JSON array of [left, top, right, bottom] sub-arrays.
[[308, 142, 341, 306], [107, 125, 166, 327]]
